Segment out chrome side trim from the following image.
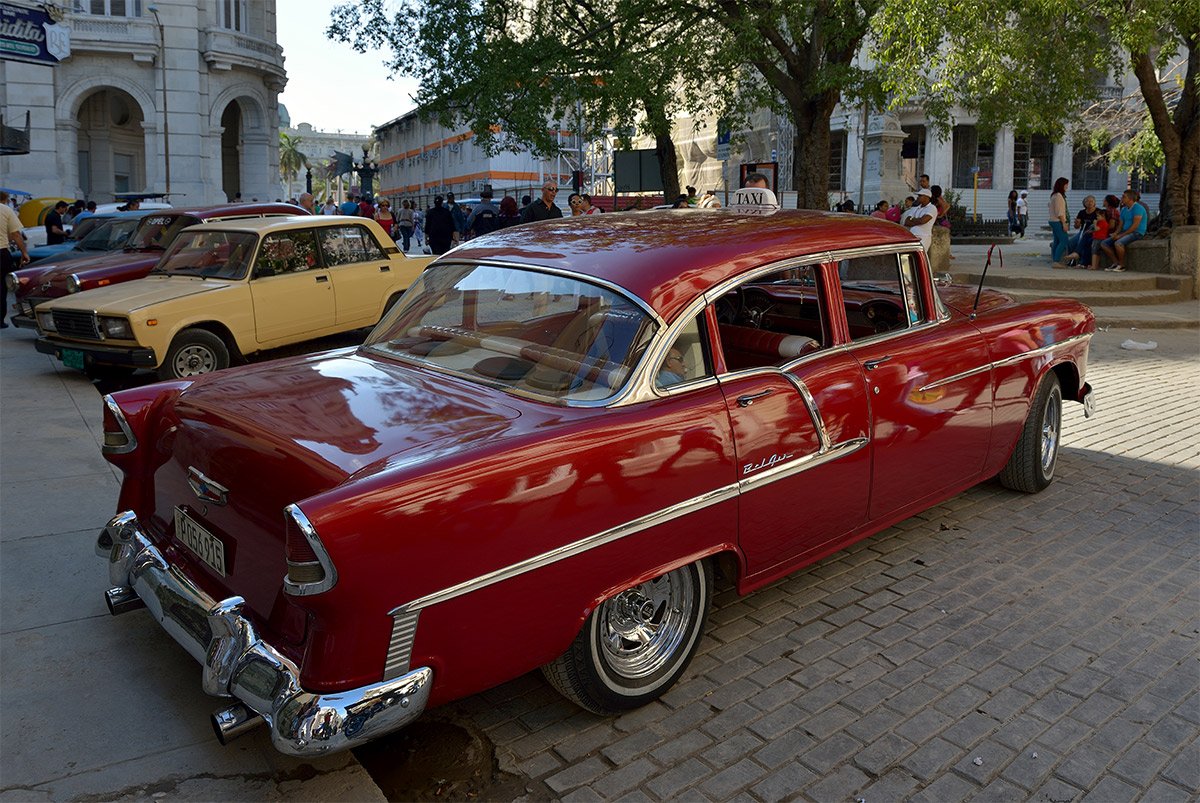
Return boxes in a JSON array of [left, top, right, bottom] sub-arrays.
[[917, 332, 1093, 393], [101, 394, 137, 455], [391, 483, 741, 615], [737, 438, 869, 493], [782, 374, 831, 451], [383, 610, 421, 680], [99, 512, 432, 756]]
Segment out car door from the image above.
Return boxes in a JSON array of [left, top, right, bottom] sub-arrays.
[[249, 228, 335, 345], [709, 263, 872, 580], [836, 251, 994, 521], [317, 224, 394, 328]]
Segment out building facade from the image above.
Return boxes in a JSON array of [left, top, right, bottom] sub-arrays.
[[278, 114, 371, 200], [374, 109, 583, 208], [0, 0, 286, 205]]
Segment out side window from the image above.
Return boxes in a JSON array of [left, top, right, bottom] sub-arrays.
[[253, 230, 320, 277], [838, 253, 925, 341], [656, 315, 713, 390], [318, 225, 387, 267], [712, 265, 825, 372]]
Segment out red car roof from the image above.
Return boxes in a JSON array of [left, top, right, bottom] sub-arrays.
[[449, 209, 919, 321], [159, 202, 308, 218]]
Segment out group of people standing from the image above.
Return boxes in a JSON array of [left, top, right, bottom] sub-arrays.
[[862, 175, 951, 251], [1046, 178, 1148, 271]]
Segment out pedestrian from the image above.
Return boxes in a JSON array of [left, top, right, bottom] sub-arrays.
[[374, 199, 396, 238], [1007, 190, 1023, 237], [1064, 195, 1101, 267], [340, 194, 359, 216], [1, 190, 31, 329], [413, 205, 425, 249], [396, 200, 415, 251], [424, 195, 456, 255], [446, 192, 466, 243], [497, 195, 521, 228], [698, 190, 721, 208], [358, 196, 375, 218], [743, 172, 769, 189], [1099, 189, 1148, 272], [1016, 191, 1029, 237], [520, 181, 563, 223], [903, 188, 937, 250], [1087, 195, 1120, 271], [871, 200, 890, 219], [45, 200, 69, 245], [582, 194, 602, 214], [74, 200, 98, 223], [465, 188, 501, 237], [567, 192, 586, 216], [685, 186, 699, 207], [298, 192, 315, 214], [1049, 177, 1070, 267]]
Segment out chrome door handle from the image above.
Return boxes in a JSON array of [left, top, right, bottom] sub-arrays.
[[864, 356, 892, 371], [736, 390, 773, 407]]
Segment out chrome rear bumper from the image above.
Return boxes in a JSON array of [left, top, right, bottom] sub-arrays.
[[97, 510, 432, 756]]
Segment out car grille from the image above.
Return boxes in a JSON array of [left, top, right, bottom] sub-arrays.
[[52, 309, 101, 340]]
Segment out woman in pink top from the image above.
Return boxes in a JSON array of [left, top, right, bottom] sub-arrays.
[[1048, 177, 1070, 266]]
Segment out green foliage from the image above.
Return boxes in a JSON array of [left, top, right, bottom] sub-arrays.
[[279, 132, 308, 184]]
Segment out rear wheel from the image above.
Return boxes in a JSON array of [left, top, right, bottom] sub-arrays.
[[543, 559, 712, 714], [1000, 372, 1062, 493], [158, 328, 230, 380]]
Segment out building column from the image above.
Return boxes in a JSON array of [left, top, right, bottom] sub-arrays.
[[925, 127, 953, 189], [1053, 135, 1074, 186], [55, 118, 82, 199], [140, 120, 163, 195], [240, 131, 271, 200], [994, 128, 1015, 193]]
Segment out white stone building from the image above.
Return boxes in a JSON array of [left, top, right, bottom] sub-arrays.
[[278, 115, 371, 201], [0, 0, 286, 205]]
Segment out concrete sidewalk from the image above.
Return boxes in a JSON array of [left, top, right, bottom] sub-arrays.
[[0, 325, 384, 802]]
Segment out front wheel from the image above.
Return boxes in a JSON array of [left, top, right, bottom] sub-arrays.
[[542, 559, 712, 714], [158, 328, 230, 380], [999, 372, 1062, 493]]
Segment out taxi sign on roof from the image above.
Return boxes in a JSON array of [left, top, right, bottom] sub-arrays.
[[729, 187, 780, 215]]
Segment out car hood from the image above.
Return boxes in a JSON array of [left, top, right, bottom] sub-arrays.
[[170, 350, 526, 488], [15, 249, 160, 296], [41, 275, 231, 313]]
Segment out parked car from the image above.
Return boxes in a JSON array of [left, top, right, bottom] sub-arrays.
[[17, 199, 172, 248], [7, 203, 306, 328], [94, 198, 1095, 756], [33, 216, 430, 379], [26, 211, 145, 264]]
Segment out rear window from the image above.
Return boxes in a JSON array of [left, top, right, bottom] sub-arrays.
[[365, 263, 657, 403], [130, 214, 202, 250]]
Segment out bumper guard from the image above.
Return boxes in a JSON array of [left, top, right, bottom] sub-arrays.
[[97, 510, 433, 756]]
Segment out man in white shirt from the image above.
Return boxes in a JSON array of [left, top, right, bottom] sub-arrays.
[[1016, 191, 1028, 238], [903, 188, 937, 250]]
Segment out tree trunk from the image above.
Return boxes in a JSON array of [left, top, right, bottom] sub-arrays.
[[1132, 44, 1198, 226], [789, 99, 836, 210], [644, 97, 681, 201]]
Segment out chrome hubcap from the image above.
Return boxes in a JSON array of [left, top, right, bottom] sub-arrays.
[[174, 345, 216, 377], [598, 570, 695, 680], [1041, 389, 1061, 476]]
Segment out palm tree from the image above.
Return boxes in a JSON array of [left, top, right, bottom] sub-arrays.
[[279, 132, 308, 199]]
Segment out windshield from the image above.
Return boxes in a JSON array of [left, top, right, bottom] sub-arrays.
[[365, 263, 657, 402], [66, 216, 106, 242], [154, 230, 257, 279], [78, 218, 140, 252], [128, 214, 201, 251]]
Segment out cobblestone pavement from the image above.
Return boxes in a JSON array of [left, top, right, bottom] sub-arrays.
[[430, 329, 1200, 802]]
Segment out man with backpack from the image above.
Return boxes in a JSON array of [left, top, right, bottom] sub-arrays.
[[465, 188, 501, 239]]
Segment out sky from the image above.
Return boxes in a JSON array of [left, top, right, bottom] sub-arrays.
[[276, 1, 419, 134]]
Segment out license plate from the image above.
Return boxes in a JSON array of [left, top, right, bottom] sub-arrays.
[[61, 348, 84, 371], [174, 507, 227, 577]]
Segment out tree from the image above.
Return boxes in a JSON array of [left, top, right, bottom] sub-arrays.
[[328, 0, 737, 201], [279, 132, 309, 199], [873, 0, 1198, 225]]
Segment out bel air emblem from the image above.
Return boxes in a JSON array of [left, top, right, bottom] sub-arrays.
[[187, 466, 229, 506], [743, 452, 794, 476]]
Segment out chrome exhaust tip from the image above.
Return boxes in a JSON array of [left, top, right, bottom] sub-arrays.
[[104, 586, 146, 616], [212, 703, 264, 745]]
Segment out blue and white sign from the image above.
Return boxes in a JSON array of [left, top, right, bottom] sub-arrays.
[[0, 3, 71, 66]]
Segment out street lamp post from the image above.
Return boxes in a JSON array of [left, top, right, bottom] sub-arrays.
[[147, 5, 171, 196], [354, 147, 377, 202]]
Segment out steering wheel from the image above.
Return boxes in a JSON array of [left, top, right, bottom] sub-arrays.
[[741, 288, 776, 329], [715, 289, 743, 325]]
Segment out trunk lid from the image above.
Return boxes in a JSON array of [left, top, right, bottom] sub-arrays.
[[149, 351, 525, 640]]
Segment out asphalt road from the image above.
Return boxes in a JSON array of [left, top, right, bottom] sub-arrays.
[[1, 324, 1196, 801]]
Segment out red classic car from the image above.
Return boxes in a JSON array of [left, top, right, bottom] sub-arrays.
[[6, 203, 307, 328], [96, 198, 1095, 756]]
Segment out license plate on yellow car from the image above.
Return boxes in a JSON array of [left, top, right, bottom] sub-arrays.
[[174, 507, 227, 577]]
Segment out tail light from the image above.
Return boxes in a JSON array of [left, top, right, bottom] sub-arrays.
[[284, 504, 338, 596], [101, 395, 137, 454]]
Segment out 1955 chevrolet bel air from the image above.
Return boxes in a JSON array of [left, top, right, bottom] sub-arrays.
[[96, 194, 1095, 755]]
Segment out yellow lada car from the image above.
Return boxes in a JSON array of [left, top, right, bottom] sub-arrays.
[[34, 216, 432, 379]]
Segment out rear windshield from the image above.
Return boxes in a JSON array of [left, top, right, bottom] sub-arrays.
[[129, 214, 202, 250], [154, 230, 258, 280], [79, 218, 140, 251], [365, 263, 657, 403]]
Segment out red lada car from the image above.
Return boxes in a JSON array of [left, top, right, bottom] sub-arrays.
[[96, 194, 1095, 755], [7, 203, 306, 328]]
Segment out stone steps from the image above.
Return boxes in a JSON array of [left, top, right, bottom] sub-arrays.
[[951, 270, 1193, 306]]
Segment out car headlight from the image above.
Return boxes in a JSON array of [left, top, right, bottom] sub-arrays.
[[4, 272, 18, 292], [36, 310, 56, 333], [99, 316, 133, 340], [67, 274, 81, 293]]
